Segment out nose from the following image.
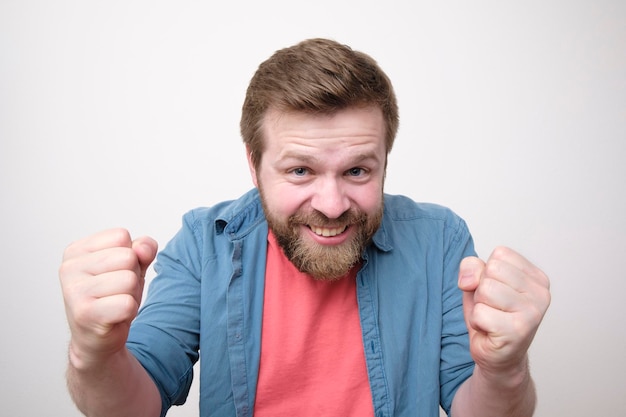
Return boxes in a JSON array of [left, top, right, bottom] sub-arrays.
[[310, 177, 351, 219]]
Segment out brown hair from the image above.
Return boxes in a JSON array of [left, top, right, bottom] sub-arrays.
[[240, 38, 399, 168]]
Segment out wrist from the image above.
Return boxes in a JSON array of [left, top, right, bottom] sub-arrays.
[[454, 356, 537, 417], [68, 340, 127, 372], [474, 355, 532, 391]]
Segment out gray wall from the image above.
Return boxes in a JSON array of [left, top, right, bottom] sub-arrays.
[[1, 1, 624, 416]]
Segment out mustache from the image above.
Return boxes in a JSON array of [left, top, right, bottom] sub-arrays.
[[288, 208, 367, 228]]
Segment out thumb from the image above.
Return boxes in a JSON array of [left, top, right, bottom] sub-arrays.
[[132, 236, 158, 278], [458, 256, 484, 292], [459, 256, 485, 335]]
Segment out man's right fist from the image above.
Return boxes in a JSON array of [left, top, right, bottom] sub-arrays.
[[59, 228, 158, 370]]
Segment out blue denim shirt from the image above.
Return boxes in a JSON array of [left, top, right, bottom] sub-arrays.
[[127, 189, 476, 417]]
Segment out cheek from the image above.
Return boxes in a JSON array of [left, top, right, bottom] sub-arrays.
[[350, 183, 383, 214], [264, 185, 310, 217]]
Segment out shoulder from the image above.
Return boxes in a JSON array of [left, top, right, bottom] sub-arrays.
[[181, 189, 265, 237], [383, 193, 462, 224], [156, 189, 267, 266], [379, 194, 472, 248]]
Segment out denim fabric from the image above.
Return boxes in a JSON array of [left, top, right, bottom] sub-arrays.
[[127, 188, 476, 417]]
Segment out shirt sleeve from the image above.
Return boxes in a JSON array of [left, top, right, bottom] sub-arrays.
[[439, 214, 477, 415], [126, 211, 203, 416]]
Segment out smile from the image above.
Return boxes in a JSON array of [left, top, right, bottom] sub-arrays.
[[309, 225, 349, 237]]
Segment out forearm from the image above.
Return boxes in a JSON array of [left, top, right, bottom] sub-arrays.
[[67, 345, 162, 417], [451, 356, 536, 417]]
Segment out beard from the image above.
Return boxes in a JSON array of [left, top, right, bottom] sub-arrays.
[[260, 191, 383, 281]]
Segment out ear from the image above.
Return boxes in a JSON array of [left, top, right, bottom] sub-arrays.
[[246, 145, 259, 187]]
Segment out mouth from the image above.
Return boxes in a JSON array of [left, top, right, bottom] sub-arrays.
[[308, 225, 349, 237]]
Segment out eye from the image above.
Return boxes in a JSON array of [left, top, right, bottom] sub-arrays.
[[291, 167, 308, 176], [346, 167, 365, 177]]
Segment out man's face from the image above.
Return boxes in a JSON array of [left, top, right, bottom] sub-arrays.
[[247, 106, 387, 281]]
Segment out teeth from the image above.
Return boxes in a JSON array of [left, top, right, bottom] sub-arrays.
[[312, 226, 347, 237]]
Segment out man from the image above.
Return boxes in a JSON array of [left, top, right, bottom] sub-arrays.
[[60, 38, 551, 417]]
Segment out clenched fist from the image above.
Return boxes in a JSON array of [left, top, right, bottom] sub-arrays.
[[458, 247, 551, 377], [59, 228, 158, 370]]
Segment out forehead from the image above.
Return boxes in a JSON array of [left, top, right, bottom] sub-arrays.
[[261, 106, 386, 150]]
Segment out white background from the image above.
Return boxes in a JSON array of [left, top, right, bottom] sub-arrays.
[[1, 1, 625, 416]]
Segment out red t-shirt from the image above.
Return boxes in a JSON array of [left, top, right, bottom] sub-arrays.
[[253, 231, 374, 417]]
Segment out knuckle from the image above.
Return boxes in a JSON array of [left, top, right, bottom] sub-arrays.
[[109, 228, 132, 246], [475, 278, 497, 303], [469, 303, 492, 330], [62, 239, 83, 261], [58, 259, 74, 279], [58, 258, 86, 288], [118, 270, 141, 294], [491, 246, 508, 259], [70, 299, 93, 326], [538, 270, 551, 289], [118, 294, 140, 318], [110, 247, 139, 271], [484, 259, 501, 278]]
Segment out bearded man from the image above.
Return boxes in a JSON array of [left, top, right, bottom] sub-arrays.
[[60, 38, 550, 417]]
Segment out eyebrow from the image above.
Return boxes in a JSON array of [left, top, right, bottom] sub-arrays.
[[277, 150, 382, 165], [278, 151, 319, 165]]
